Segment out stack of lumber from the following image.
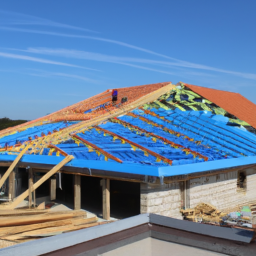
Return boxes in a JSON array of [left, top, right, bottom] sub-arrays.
[[181, 203, 227, 223], [0, 209, 106, 248]]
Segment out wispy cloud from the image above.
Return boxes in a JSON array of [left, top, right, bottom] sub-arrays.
[[22, 47, 256, 80], [0, 10, 95, 33], [0, 26, 179, 61], [0, 51, 99, 71], [28, 70, 100, 83]]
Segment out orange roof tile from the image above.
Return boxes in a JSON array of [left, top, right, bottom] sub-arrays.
[[184, 83, 256, 129]]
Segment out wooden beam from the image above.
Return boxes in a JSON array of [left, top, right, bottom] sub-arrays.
[[48, 144, 68, 157], [5, 155, 74, 209], [0, 143, 31, 189], [111, 118, 208, 161], [126, 112, 208, 161], [50, 177, 56, 201], [95, 127, 173, 165], [28, 168, 33, 208], [74, 175, 81, 210], [71, 134, 123, 163], [102, 178, 110, 220]]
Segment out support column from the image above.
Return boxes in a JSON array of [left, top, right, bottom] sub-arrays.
[[74, 175, 81, 210], [185, 180, 190, 209], [102, 179, 110, 220], [28, 168, 33, 208], [8, 168, 16, 201], [50, 176, 56, 201]]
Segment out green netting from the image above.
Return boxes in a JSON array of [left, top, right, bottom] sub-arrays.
[[154, 100, 170, 110], [213, 107, 227, 115], [229, 119, 250, 126]]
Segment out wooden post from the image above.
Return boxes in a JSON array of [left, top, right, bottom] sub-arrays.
[[6, 155, 74, 209], [50, 177, 56, 201], [102, 179, 110, 220], [28, 168, 33, 208], [74, 175, 81, 210], [8, 168, 16, 201], [185, 180, 190, 209]]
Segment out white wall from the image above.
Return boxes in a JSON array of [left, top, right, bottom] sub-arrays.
[[140, 182, 182, 218]]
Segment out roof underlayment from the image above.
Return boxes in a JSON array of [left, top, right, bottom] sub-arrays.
[[1, 82, 256, 178]]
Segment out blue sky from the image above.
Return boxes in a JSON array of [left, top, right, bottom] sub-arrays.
[[1, 0, 256, 120]]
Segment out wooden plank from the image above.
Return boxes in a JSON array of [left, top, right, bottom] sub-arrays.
[[0, 216, 97, 238], [5, 155, 74, 209], [0, 210, 86, 227], [0, 143, 31, 189], [95, 127, 173, 165], [50, 178, 56, 201], [3, 220, 102, 240], [28, 168, 33, 208], [74, 175, 81, 210], [102, 179, 110, 220], [72, 134, 122, 163], [0, 209, 48, 216]]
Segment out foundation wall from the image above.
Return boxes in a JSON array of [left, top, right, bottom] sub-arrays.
[[189, 167, 256, 211], [140, 182, 182, 218]]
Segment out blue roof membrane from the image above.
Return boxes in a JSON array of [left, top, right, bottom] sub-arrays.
[[0, 154, 255, 177], [0, 121, 77, 148]]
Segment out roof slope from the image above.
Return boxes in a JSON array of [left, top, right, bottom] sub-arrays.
[[0, 82, 170, 137], [185, 83, 256, 129], [1, 82, 256, 178]]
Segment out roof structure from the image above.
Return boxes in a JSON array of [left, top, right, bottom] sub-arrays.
[[1, 82, 256, 179], [185, 83, 256, 129]]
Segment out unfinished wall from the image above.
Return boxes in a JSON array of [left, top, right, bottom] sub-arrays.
[[140, 182, 182, 218], [189, 167, 256, 211]]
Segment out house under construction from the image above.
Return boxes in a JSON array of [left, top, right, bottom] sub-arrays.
[[1, 81, 256, 220]]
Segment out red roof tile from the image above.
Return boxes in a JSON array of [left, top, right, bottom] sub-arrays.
[[184, 83, 256, 129]]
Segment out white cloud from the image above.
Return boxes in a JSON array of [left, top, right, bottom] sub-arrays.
[[28, 70, 100, 83], [0, 51, 99, 71], [23, 47, 256, 80], [0, 10, 95, 33]]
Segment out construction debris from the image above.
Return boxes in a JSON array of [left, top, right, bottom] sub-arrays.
[[181, 203, 254, 228]]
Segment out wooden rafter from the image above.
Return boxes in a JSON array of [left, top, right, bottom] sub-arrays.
[[127, 111, 195, 142], [48, 144, 68, 156], [71, 134, 123, 163], [110, 118, 208, 161], [95, 127, 173, 165]]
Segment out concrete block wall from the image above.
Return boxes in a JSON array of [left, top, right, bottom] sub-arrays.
[[140, 182, 182, 218], [189, 167, 256, 211]]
